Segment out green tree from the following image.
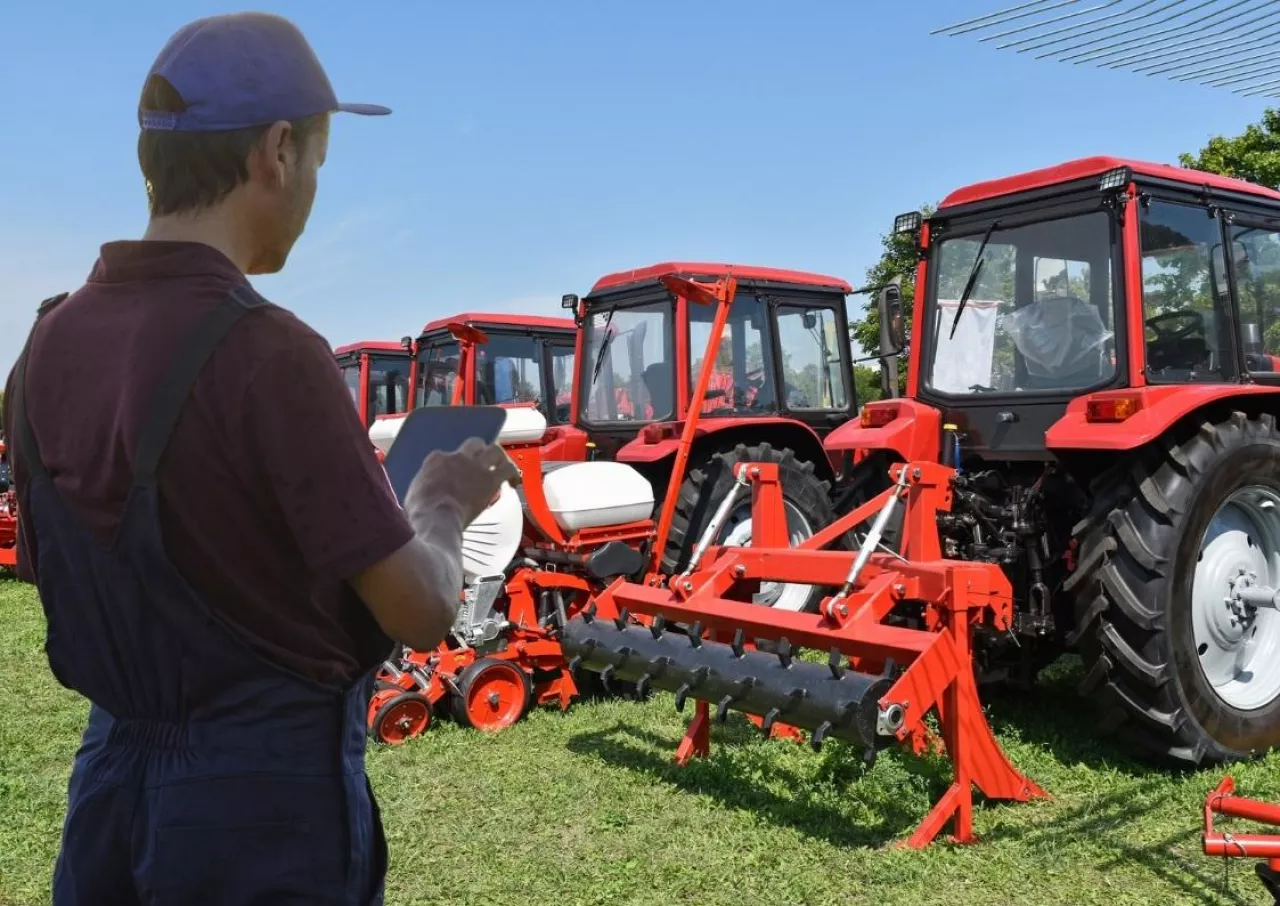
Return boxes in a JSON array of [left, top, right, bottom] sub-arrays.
[[1179, 109, 1280, 188], [851, 203, 935, 359]]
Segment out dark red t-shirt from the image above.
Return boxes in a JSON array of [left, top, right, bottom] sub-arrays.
[[4, 241, 415, 686]]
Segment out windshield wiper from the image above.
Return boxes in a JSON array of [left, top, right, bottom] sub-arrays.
[[589, 305, 618, 386], [949, 220, 998, 340]]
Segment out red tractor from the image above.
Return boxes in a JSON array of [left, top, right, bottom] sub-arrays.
[[409, 312, 576, 412], [561, 263, 862, 612], [0, 439, 16, 569], [814, 156, 1280, 767], [334, 340, 412, 429]]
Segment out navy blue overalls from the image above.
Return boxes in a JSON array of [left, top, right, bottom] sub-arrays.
[[12, 288, 388, 905]]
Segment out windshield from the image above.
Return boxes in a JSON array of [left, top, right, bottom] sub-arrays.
[[550, 344, 574, 422], [367, 355, 409, 419], [416, 340, 460, 407], [1139, 199, 1234, 383], [476, 335, 543, 406], [580, 300, 673, 423], [924, 210, 1117, 395], [774, 304, 848, 410], [689, 292, 776, 415]]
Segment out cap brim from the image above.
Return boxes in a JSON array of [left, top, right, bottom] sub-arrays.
[[337, 102, 391, 116]]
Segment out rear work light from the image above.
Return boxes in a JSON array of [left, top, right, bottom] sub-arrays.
[[893, 211, 923, 235], [1085, 395, 1141, 423], [860, 404, 900, 428], [1099, 166, 1131, 192]]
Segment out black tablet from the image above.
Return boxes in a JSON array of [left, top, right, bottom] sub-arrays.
[[382, 405, 507, 504]]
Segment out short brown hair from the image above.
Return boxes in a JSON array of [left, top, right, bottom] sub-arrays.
[[137, 75, 325, 217]]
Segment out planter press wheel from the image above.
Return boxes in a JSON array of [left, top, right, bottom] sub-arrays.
[[451, 657, 532, 732], [368, 689, 433, 745]]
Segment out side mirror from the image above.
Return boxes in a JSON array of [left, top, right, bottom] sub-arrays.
[[878, 279, 905, 354]]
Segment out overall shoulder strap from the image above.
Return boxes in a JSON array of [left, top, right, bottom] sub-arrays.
[[133, 285, 266, 484], [10, 293, 71, 481]]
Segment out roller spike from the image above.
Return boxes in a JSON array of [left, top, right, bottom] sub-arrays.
[[599, 665, 614, 691], [828, 648, 845, 680], [863, 747, 878, 769], [691, 666, 710, 686], [650, 615, 666, 639], [776, 638, 793, 669], [617, 645, 633, 657], [731, 628, 746, 658], [636, 673, 652, 699], [582, 602, 596, 624], [881, 658, 897, 678], [716, 695, 733, 723], [675, 683, 691, 713], [762, 708, 780, 735], [614, 608, 630, 631], [689, 622, 704, 648], [811, 721, 832, 753], [567, 655, 582, 674]]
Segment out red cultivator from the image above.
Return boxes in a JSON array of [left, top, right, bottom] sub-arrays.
[[1203, 777, 1280, 903], [563, 458, 1048, 847]]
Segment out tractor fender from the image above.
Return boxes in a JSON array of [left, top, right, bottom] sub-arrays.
[[823, 399, 941, 463], [615, 417, 833, 480], [1046, 385, 1280, 451]]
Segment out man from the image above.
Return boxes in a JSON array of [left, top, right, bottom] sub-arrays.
[[4, 12, 516, 905]]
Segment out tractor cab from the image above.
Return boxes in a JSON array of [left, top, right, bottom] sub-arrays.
[[568, 263, 857, 467], [410, 313, 577, 425], [334, 340, 413, 429]]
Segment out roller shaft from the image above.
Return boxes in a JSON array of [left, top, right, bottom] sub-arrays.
[[562, 616, 896, 749]]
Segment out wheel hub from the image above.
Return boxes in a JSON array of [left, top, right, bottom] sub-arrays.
[[1192, 486, 1280, 711]]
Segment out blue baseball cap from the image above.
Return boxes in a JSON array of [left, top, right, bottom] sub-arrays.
[[139, 12, 390, 132]]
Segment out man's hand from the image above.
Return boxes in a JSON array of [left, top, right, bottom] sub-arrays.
[[350, 438, 519, 652], [404, 436, 520, 534]]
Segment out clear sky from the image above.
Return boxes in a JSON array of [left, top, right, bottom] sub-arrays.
[[1, 1, 1273, 372]]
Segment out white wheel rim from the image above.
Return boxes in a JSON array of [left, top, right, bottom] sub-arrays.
[[1192, 485, 1280, 711], [719, 499, 815, 611]]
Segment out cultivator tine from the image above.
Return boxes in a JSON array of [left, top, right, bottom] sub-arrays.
[[650, 615, 666, 639], [599, 665, 614, 691], [614, 608, 630, 630], [762, 708, 781, 735], [716, 695, 733, 722], [689, 622, 704, 647], [828, 648, 845, 680], [776, 638, 793, 668], [731, 628, 746, 657], [811, 721, 831, 752], [675, 683, 691, 712], [637, 673, 652, 698]]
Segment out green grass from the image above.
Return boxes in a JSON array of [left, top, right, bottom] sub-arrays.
[[2, 579, 1279, 906]]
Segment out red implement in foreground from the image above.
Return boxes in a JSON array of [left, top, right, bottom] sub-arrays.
[[1203, 777, 1280, 903], [563, 458, 1047, 847]]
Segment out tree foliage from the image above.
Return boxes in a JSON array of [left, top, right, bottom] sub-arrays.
[[1179, 109, 1280, 189]]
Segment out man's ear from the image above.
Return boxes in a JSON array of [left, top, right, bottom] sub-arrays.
[[248, 120, 296, 188]]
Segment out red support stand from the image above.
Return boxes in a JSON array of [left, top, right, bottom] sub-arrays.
[[676, 701, 711, 766]]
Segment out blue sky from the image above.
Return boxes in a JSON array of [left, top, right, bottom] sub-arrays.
[[1, 1, 1274, 371]]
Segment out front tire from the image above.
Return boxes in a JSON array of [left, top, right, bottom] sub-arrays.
[[1067, 411, 1280, 766]]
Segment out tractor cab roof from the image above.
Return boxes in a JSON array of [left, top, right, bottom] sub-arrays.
[[939, 155, 1280, 211], [589, 262, 853, 297], [333, 340, 410, 357], [418, 312, 576, 337]]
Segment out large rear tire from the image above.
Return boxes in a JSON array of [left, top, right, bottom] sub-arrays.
[[1067, 411, 1280, 766], [662, 442, 836, 613]]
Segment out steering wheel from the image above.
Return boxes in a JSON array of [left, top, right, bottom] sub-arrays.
[[1146, 309, 1204, 343]]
